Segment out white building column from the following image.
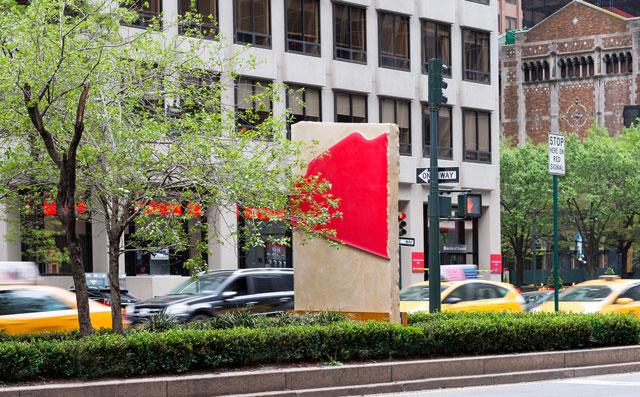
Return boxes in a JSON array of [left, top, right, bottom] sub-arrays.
[[207, 208, 238, 270], [0, 205, 20, 261]]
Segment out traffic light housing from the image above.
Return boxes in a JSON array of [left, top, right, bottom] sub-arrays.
[[457, 193, 482, 218], [428, 58, 449, 105], [398, 213, 407, 236]]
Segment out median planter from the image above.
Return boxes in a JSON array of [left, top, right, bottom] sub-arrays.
[[0, 312, 638, 382]]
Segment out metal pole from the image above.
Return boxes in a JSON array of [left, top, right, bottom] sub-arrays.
[[399, 248, 402, 290], [532, 208, 537, 287], [553, 175, 559, 311], [428, 103, 441, 313]]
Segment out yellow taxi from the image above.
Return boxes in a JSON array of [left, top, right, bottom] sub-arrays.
[[533, 275, 640, 316], [0, 285, 115, 334], [400, 279, 525, 313]]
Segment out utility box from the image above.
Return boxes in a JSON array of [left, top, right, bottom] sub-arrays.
[[439, 195, 452, 217]]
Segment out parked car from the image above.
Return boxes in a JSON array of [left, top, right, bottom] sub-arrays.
[[69, 286, 139, 308], [0, 285, 116, 334], [521, 290, 554, 311], [400, 279, 525, 313], [533, 275, 640, 315], [125, 268, 294, 326]]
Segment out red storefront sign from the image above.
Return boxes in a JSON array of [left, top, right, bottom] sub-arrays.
[[412, 252, 425, 273], [43, 202, 86, 215], [490, 254, 502, 274], [237, 207, 285, 220]]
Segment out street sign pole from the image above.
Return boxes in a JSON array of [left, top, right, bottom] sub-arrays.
[[548, 133, 565, 312], [553, 175, 559, 311]]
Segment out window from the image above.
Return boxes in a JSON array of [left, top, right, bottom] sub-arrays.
[[422, 21, 451, 75], [443, 283, 475, 303], [249, 274, 292, 294], [620, 285, 640, 301], [474, 284, 508, 300], [334, 92, 367, 123], [380, 98, 411, 156], [236, 77, 272, 133], [466, 0, 489, 4], [506, 0, 516, 4], [286, 0, 320, 55], [234, 0, 271, 48], [463, 29, 490, 83], [378, 12, 410, 70], [179, 0, 218, 38], [505, 16, 517, 31], [123, 0, 162, 28], [334, 3, 366, 63], [180, 71, 220, 115], [423, 105, 452, 159], [287, 85, 321, 125], [463, 109, 491, 163], [0, 290, 71, 315]]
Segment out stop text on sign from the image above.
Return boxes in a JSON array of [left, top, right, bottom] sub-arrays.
[[548, 133, 565, 176]]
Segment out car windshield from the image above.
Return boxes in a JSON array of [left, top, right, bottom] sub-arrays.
[[400, 285, 449, 301], [558, 286, 612, 302], [168, 275, 229, 295]]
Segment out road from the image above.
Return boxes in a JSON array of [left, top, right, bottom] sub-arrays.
[[367, 372, 640, 397]]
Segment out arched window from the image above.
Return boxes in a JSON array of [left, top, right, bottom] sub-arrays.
[[522, 63, 530, 82], [626, 52, 633, 73], [587, 56, 594, 76], [543, 60, 550, 80], [559, 59, 566, 79]]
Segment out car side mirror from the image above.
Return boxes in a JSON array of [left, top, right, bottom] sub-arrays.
[[222, 291, 237, 298], [443, 297, 461, 305], [616, 297, 633, 305]]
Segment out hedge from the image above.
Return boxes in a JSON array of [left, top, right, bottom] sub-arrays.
[[0, 312, 638, 382]]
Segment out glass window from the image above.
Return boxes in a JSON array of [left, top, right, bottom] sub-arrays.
[[123, 0, 162, 28], [443, 283, 475, 302], [379, 97, 411, 156], [378, 12, 410, 70], [179, 0, 218, 38], [334, 3, 366, 63], [474, 284, 507, 300], [423, 105, 452, 159], [236, 77, 273, 133], [463, 29, 490, 83], [506, 0, 516, 4], [467, 0, 489, 4], [0, 289, 71, 315], [505, 16, 517, 31], [287, 85, 321, 137], [180, 71, 220, 115], [234, 0, 271, 48], [334, 92, 367, 123], [169, 274, 229, 295], [399, 285, 449, 301], [619, 285, 640, 301], [422, 20, 451, 75], [286, 0, 320, 55], [559, 286, 612, 302], [463, 109, 491, 163]]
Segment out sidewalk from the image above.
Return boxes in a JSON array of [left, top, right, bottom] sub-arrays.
[[1, 345, 640, 397]]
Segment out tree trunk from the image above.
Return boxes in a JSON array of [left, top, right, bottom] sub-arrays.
[[108, 238, 124, 335], [585, 238, 599, 280], [66, 218, 93, 336]]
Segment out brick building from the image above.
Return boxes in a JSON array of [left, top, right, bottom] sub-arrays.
[[501, 0, 639, 143]]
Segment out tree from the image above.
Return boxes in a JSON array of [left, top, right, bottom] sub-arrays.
[[0, 0, 340, 335], [560, 125, 632, 279], [500, 139, 551, 287]]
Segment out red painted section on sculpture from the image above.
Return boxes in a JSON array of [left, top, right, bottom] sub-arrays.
[[303, 132, 389, 258]]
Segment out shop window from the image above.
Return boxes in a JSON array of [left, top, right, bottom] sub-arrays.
[[422, 20, 451, 76], [463, 109, 491, 163], [423, 105, 452, 159], [380, 97, 411, 156], [334, 91, 367, 123], [122, 0, 162, 28], [286, 0, 320, 55], [463, 29, 490, 83], [234, 0, 271, 48], [237, 208, 292, 269], [378, 12, 410, 70], [179, 0, 218, 38], [334, 3, 366, 63]]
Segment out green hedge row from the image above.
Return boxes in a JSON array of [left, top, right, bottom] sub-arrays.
[[0, 312, 638, 382]]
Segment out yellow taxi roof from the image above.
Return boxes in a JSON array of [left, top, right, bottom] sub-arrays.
[[403, 279, 516, 290]]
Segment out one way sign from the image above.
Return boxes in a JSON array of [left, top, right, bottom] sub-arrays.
[[416, 167, 460, 184]]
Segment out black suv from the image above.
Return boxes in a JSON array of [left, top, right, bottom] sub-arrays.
[[125, 268, 294, 325]]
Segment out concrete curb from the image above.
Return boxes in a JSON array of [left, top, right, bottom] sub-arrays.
[[1, 345, 640, 397]]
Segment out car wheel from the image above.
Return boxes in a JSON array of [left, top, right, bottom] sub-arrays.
[[190, 314, 210, 322]]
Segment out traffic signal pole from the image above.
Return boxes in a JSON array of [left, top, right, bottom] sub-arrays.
[[427, 59, 447, 313]]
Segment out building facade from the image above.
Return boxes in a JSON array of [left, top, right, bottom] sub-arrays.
[[498, 0, 523, 35], [501, 0, 639, 144], [0, 0, 502, 297]]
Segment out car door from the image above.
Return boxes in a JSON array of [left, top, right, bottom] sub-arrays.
[[0, 289, 76, 334], [472, 283, 511, 312], [442, 283, 478, 312], [248, 273, 294, 314], [612, 284, 640, 316]]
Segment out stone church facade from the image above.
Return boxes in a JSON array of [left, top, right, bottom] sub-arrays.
[[501, 0, 640, 143]]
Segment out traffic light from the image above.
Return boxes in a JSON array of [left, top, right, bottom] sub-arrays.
[[428, 58, 449, 105], [457, 193, 482, 218], [398, 213, 407, 236]]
